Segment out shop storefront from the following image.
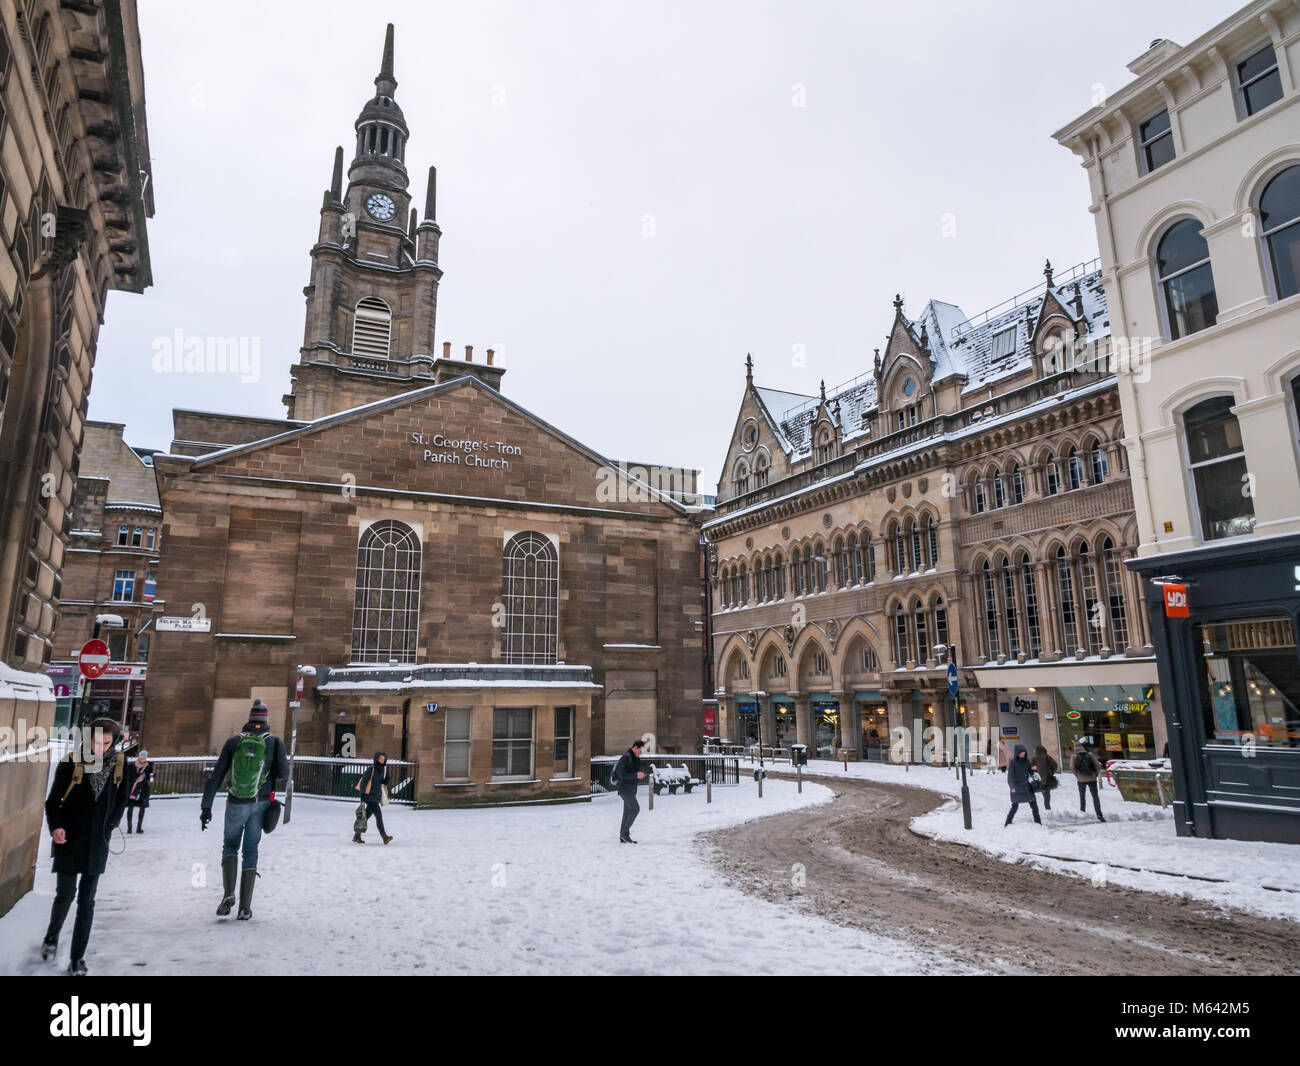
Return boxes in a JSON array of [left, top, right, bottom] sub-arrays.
[[1055, 685, 1157, 762], [771, 698, 796, 750], [856, 692, 889, 761], [809, 696, 839, 759], [735, 699, 759, 745], [997, 690, 1042, 758], [46, 665, 77, 730], [1133, 537, 1300, 843]]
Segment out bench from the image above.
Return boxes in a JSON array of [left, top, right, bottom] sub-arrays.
[[649, 763, 704, 795]]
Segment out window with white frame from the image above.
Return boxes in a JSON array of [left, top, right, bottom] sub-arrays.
[[1012, 464, 1025, 504], [352, 520, 421, 663], [117, 525, 128, 546], [974, 480, 986, 514], [1067, 448, 1084, 491], [1137, 109, 1174, 173], [892, 607, 908, 667], [131, 525, 143, 547], [981, 561, 1000, 657], [1001, 559, 1020, 656], [502, 532, 559, 664], [1102, 539, 1128, 651], [993, 472, 1005, 509], [1091, 446, 1108, 484], [443, 707, 472, 780], [1020, 554, 1042, 658], [1057, 548, 1079, 653], [492, 707, 534, 778], [1260, 165, 1300, 301], [146, 527, 156, 550], [1185, 396, 1255, 541], [554, 707, 575, 777], [1236, 42, 1283, 118], [1157, 219, 1218, 340], [112, 569, 135, 601], [1045, 456, 1060, 496]]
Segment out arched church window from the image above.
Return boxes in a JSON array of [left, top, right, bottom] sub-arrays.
[[351, 520, 421, 663], [502, 532, 559, 665], [352, 297, 393, 359]]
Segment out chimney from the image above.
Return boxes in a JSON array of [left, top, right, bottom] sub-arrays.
[[442, 341, 451, 359], [465, 345, 473, 362], [486, 349, 495, 366]]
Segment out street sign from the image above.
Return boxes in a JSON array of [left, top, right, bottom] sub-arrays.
[[947, 662, 959, 696], [78, 640, 110, 680], [53, 684, 70, 699], [425, 703, 439, 715], [156, 616, 212, 632]]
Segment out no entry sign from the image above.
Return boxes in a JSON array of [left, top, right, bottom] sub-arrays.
[[78, 639, 111, 680]]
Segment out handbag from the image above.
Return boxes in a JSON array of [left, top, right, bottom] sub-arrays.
[[380, 784, 389, 807], [262, 799, 282, 833], [353, 802, 368, 834], [1027, 771, 1043, 792]]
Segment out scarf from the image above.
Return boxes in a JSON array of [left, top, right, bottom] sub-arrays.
[[130, 763, 149, 800], [87, 759, 116, 801]]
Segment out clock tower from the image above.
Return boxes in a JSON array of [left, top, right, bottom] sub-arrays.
[[285, 24, 447, 420]]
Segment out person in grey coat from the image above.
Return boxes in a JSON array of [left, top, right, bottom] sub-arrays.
[[1004, 744, 1042, 825], [1071, 741, 1106, 822], [613, 739, 647, 843]]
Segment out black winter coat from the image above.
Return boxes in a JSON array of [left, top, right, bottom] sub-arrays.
[[358, 755, 389, 805], [125, 759, 154, 806], [201, 722, 290, 808], [613, 749, 641, 795], [45, 752, 130, 876], [1007, 745, 1035, 799]]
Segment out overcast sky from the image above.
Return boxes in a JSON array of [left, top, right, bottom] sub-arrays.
[[93, 0, 1238, 489]]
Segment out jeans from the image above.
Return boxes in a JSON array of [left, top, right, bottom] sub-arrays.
[[1042, 784, 1052, 811], [363, 800, 386, 836], [1078, 780, 1103, 817], [45, 873, 99, 962], [222, 799, 270, 866], [1006, 795, 1040, 824], [619, 791, 640, 840]]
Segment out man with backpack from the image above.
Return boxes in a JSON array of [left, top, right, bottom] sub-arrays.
[[41, 718, 131, 974], [611, 738, 647, 843], [1071, 740, 1106, 822], [200, 699, 290, 920]]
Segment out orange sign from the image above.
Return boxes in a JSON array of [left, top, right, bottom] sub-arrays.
[[1163, 583, 1189, 617]]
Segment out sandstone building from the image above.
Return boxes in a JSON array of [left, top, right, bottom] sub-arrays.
[[143, 27, 708, 806], [0, 0, 152, 917]]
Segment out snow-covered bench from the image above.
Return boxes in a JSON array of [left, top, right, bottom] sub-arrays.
[[649, 763, 703, 795]]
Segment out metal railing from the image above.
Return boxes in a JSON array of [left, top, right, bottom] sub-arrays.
[[144, 755, 419, 806], [589, 754, 740, 793]]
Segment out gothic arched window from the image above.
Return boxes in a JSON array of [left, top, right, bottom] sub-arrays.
[[352, 297, 393, 359], [351, 520, 421, 663], [502, 532, 559, 664]]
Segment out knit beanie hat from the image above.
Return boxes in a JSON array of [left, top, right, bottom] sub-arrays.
[[249, 699, 269, 722]]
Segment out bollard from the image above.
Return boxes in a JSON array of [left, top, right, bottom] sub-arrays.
[[758, 771, 763, 799], [706, 770, 712, 804], [647, 776, 653, 811], [843, 754, 848, 771], [797, 762, 802, 793]]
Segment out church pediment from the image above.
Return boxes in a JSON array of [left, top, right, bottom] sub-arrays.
[[159, 377, 690, 517]]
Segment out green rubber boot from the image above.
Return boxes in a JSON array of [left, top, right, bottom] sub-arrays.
[[216, 855, 238, 916]]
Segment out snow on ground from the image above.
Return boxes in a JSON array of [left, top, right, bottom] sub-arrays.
[[793, 758, 1300, 923], [0, 778, 963, 976]]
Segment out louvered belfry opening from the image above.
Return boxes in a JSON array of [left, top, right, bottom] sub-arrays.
[[352, 297, 392, 358]]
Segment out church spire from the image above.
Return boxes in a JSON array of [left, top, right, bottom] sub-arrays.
[[350, 23, 409, 187], [376, 22, 396, 97]]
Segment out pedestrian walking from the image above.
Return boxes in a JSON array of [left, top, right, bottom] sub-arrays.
[[997, 737, 1010, 773], [124, 750, 154, 833], [1032, 743, 1059, 811], [1004, 743, 1042, 826], [199, 699, 290, 920], [41, 718, 130, 975], [1071, 741, 1106, 822], [612, 738, 647, 843], [352, 751, 392, 844]]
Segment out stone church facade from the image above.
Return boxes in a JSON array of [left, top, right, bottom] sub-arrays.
[[707, 261, 1164, 770], [143, 27, 706, 805]]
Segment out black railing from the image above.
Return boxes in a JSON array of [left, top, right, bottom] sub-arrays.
[[145, 755, 419, 806], [589, 754, 740, 793]]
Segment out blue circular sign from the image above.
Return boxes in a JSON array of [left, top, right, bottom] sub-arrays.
[[947, 662, 960, 696]]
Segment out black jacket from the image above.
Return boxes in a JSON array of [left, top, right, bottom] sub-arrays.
[[1007, 744, 1034, 799], [613, 749, 641, 795], [358, 755, 389, 804], [201, 721, 290, 808], [125, 759, 154, 806], [45, 751, 130, 876]]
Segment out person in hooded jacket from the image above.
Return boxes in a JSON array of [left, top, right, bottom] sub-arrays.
[[1071, 740, 1106, 821], [1004, 743, 1042, 825], [124, 749, 154, 833], [41, 718, 131, 975], [1032, 743, 1058, 811], [353, 751, 392, 844]]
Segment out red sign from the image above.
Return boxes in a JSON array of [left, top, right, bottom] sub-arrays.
[[1163, 583, 1189, 617], [703, 707, 716, 732], [78, 639, 111, 679]]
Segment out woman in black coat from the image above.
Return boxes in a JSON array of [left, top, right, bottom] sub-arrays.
[[42, 719, 131, 974], [124, 750, 154, 833], [352, 752, 392, 845], [1004, 744, 1042, 826]]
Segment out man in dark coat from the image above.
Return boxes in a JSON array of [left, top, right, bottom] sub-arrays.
[[124, 749, 154, 833], [42, 718, 130, 975], [200, 700, 290, 920], [1071, 741, 1106, 822], [613, 739, 647, 843], [353, 751, 392, 844], [1004, 743, 1042, 826]]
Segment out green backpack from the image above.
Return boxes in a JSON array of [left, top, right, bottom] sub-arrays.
[[228, 732, 270, 800]]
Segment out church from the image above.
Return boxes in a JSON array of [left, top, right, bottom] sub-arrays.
[[143, 27, 708, 805]]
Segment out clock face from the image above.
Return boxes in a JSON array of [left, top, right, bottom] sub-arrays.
[[365, 193, 396, 221]]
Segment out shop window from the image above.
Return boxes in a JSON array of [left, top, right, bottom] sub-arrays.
[[112, 569, 135, 601], [1260, 165, 1300, 301], [1157, 219, 1218, 340], [1138, 109, 1174, 173], [1235, 42, 1283, 118], [352, 520, 422, 664], [502, 531, 558, 665], [491, 707, 535, 778], [1184, 396, 1255, 541], [442, 710, 472, 779], [1197, 617, 1299, 749], [554, 707, 575, 776]]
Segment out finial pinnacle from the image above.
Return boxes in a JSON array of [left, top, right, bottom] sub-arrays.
[[1044, 258, 1054, 287], [375, 23, 397, 95]]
